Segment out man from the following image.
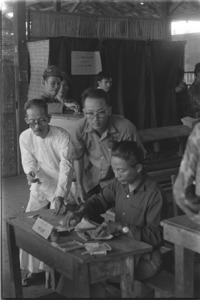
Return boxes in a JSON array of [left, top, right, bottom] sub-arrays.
[[40, 65, 65, 114], [96, 71, 113, 92], [19, 99, 74, 286], [173, 122, 200, 223], [59, 141, 167, 297], [73, 88, 146, 203]]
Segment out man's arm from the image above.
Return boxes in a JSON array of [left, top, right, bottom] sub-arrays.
[[19, 133, 37, 175], [74, 159, 86, 202]]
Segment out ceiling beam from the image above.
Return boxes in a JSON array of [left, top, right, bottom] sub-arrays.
[[53, 0, 61, 12], [167, 1, 183, 16], [68, 0, 81, 13]]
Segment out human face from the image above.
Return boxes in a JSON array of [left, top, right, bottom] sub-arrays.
[[57, 79, 70, 98], [25, 106, 50, 139], [44, 76, 61, 97], [111, 156, 138, 185], [83, 97, 111, 133], [98, 78, 112, 92]]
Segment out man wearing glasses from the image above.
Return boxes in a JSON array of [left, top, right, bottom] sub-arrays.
[[73, 88, 145, 212], [19, 99, 74, 286]]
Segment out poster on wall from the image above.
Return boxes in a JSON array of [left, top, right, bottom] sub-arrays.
[[71, 51, 102, 75]]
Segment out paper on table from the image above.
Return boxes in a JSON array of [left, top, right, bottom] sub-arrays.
[[75, 218, 96, 231]]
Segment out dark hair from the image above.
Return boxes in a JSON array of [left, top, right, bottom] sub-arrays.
[[97, 71, 112, 82], [111, 141, 144, 168], [24, 99, 48, 116], [194, 63, 200, 77], [81, 88, 110, 107]]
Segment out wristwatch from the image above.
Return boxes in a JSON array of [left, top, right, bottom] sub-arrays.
[[122, 226, 129, 234]]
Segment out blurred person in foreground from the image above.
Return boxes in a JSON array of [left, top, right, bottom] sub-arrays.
[[173, 121, 200, 224], [19, 99, 74, 287], [57, 141, 167, 297]]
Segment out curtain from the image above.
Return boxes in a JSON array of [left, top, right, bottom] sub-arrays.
[[149, 40, 185, 127], [103, 39, 150, 128]]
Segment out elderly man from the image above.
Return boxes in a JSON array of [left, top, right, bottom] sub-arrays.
[[40, 65, 65, 114], [19, 99, 74, 286], [73, 88, 146, 205]]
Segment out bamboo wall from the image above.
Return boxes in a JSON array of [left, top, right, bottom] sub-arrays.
[[29, 11, 171, 40]]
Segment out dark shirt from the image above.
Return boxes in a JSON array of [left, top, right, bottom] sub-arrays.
[[84, 173, 167, 247]]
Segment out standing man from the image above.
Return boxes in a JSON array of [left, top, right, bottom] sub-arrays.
[[40, 65, 64, 114], [73, 88, 146, 203], [96, 71, 113, 92], [19, 99, 74, 286]]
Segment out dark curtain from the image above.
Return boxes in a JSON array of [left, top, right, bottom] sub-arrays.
[[49, 37, 102, 104], [149, 40, 185, 127], [103, 39, 151, 128]]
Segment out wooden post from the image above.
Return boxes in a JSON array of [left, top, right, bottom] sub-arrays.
[[13, 1, 28, 174], [53, 0, 61, 12]]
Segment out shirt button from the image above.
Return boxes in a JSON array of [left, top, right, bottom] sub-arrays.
[[127, 195, 130, 198]]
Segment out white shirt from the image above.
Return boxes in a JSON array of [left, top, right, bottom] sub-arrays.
[[19, 125, 74, 201]]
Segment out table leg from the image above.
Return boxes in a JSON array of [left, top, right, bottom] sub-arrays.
[[120, 255, 134, 298], [6, 222, 23, 298], [73, 261, 90, 298], [175, 244, 194, 298]]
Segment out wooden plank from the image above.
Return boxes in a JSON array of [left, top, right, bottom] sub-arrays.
[[139, 125, 191, 143], [175, 245, 194, 297], [6, 222, 23, 298], [13, 1, 28, 174]]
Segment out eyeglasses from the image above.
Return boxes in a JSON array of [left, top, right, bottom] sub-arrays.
[[25, 118, 47, 128], [84, 110, 107, 119]]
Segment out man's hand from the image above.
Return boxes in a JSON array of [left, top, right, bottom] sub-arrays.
[[75, 184, 86, 203], [54, 196, 66, 215], [62, 211, 82, 228], [95, 221, 122, 236], [26, 171, 39, 185]]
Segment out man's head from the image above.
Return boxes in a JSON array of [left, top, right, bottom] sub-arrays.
[[111, 141, 144, 185], [57, 71, 72, 99], [194, 63, 200, 78], [81, 88, 111, 133], [97, 71, 112, 92], [42, 65, 62, 98], [24, 99, 51, 139]]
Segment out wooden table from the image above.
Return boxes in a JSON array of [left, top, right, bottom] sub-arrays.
[[6, 209, 152, 298], [161, 215, 200, 298]]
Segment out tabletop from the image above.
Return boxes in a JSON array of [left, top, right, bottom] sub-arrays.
[[6, 208, 152, 298]]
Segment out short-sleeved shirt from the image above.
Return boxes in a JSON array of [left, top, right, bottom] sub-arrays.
[[74, 115, 145, 189]]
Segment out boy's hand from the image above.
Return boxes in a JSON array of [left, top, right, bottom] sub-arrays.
[[54, 196, 66, 215], [26, 171, 39, 185]]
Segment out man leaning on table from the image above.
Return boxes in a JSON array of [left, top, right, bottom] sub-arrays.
[[57, 141, 167, 297], [19, 99, 74, 287], [173, 121, 200, 223], [73, 88, 146, 205]]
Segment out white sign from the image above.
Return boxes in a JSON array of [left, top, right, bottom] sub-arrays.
[[32, 217, 54, 240], [71, 51, 102, 75]]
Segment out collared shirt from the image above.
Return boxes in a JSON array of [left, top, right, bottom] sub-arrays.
[[188, 80, 200, 118], [74, 115, 145, 188], [84, 173, 167, 247], [173, 122, 200, 218], [19, 125, 74, 200], [40, 93, 64, 114]]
